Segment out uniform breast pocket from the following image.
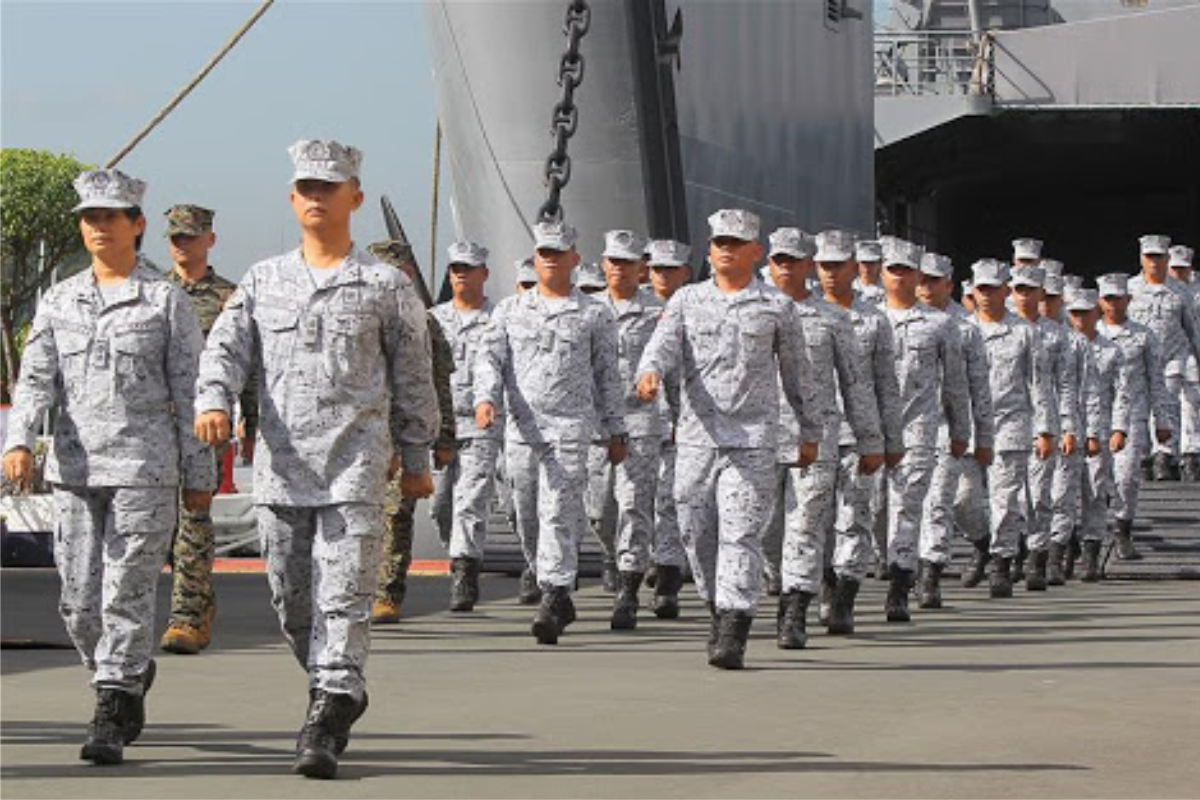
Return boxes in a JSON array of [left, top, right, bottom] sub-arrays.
[[739, 317, 775, 362], [256, 306, 300, 369], [687, 322, 722, 368], [112, 324, 167, 407], [325, 312, 380, 388], [54, 327, 93, 402]]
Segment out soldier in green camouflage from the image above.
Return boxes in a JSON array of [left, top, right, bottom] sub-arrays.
[[366, 240, 457, 623], [160, 204, 258, 654]]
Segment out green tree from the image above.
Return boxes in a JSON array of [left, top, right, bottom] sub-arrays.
[[1, 148, 92, 401]]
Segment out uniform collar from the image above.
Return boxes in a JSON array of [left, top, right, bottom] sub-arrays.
[[74, 263, 154, 307], [167, 265, 217, 288]]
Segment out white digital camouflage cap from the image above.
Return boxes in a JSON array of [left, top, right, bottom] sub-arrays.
[[971, 259, 1010, 287], [288, 139, 362, 183], [575, 261, 607, 290], [447, 240, 489, 267], [708, 208, 760, 241], [532, 220, 579, 251], [1139, 234, 1170, 255], [515, 258, 537, 284], [73, 169, 146, 212], [602, 229, 648, 261], [855, 239, 883, 262], [1169, 245, 1194, 268], [1012, 237, 1044, 261], [769, 227, 816, 260], [1064, 274, 1085, 291], [1010, 265, 1046, 288], [1065, 288, 1098, 312], [882, 238, 923, 270], [646, 239, 690, 268], [1040, 258, 1063, 278], [919, 252, 953, 278], [1097, 272, 1130, 297], [814, 230, 855, 262]]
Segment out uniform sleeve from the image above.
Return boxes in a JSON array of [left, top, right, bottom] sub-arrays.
[[778, 302, 822, 445], [237, 366, 259, 438], [3, 306, 59, 454], [384, 278, 439, 474], [636, 296, 683, 382], [590, 306, 627, 439], [831, 316, 883, 455], [963, 324, 995, 450], [473, 303, 509, 410], [426, 314, 458, 449], [1030, 327, 1059, 438], [938, 319, 971, 444], [165, 287, 217, 491], [1056, 329, 1081, 436], [872, 318, 906, 454], [1077, 341, 1102, 441], [1110, 348, 1131, 436], [1145, 330, 1174, 433], [1183, 293, 1200, 365], [195, 277, 258, 417]]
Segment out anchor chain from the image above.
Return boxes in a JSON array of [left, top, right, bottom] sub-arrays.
[[537, 0, 591, 224]]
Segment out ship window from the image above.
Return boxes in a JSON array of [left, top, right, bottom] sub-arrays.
[[825, 0, 841, 31], [1120, 0, 1148, 7]]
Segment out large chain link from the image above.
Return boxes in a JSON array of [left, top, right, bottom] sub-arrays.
[[538, 0, 591, 224]]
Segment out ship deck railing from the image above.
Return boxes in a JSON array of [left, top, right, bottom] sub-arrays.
[[874, 30, 995, 99]]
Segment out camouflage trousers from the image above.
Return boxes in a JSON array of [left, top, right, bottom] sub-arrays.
[[919, 448, 963, 566], [779, 461, 838, 595], [1049, 449, 1084, 544], [53, 485, 177, 693], [1151, 373, 1184, 457], [1077, 450, 1114, 543], [985, 450, 1030, 558], [675, 445, 775, 614], [1180, 375, 1200, 455], [654, 440, 687, 568], [1111, 426, 1150, 522], [1025, 448, 1058, 551], [375, 478, 417, 605], [507, 439, 589, 590], [954, 457, 991, 543], [168, 445, 226, 626], [884, 447, 937, 572], [431, 437, 501, 560], [586, 436, 662, 573], [259, 503, 383, 700], [832, 448, 881, 582]]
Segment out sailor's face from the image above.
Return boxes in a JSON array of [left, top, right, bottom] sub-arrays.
[[535, 247, 579, 284], [917, 273, 952, 307], [769, 254, 809, 292], [290, 179, 363, 228], [1014, 257, 1040, 269], [1068, 307, 1098, 336], [858, 259, 882, 284], [603, 256, 642, 295], [1099, 293, 1129, 322], [79, 208, 144, 256], [974, 283, 1008, 316], [883, 263, 918, 295], [168, 231, 215, 269], [1170, 266, 1192, 285], [650, 265, 688, 299], [709, 237, 762, 278], [449, 262, 488, 295], [1012, 283, 1043, 316], [1041, 294, 1064, 319]]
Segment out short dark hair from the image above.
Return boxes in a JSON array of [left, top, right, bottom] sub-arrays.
[[123, 206, 145, 251]]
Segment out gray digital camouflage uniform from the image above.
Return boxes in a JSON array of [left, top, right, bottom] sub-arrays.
[[1128, 274, 1200, 458], [1096, 317, 1172, 522], [1047, 328, 1102, 549], [194, 247, 437, 699], [474, 289, 626, 590], [4, 265, 215, 692], [1026, 316, 1080, 553], [638, 279, 820, 614]]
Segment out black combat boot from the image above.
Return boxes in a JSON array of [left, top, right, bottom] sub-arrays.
[[885, 565, 913, 622], [962, 539, 990, 588], [1012, 539, 1029, 584], [1047, 542, 1066, 586], [989, 556, 1013, 598], [601, 558, 619, 594], [293, 690, 364, 779], [817, 567, 837, 626], [709, 610, 753, 670], [644, 562, 659, 589], [611, 571, 645, 631], [518, 567, 542, 605], [652, 565, 683, 619], [1152, 452, 1177, 482], [1182, 454, 1200, 482], [1113, 519, 1141, 560], [763, 563, 783, 597], [1080, 540, 1102, 582], [827, 575, 859, 635], [123, 659, 156, 745], [532, 586, 574, 645], [1141, 455, 1155, 481], [776, 591, 812, 650], [917, 560, 943, 610], [80, 688, 131, 765], [449, 557, 478, 612], [1026, 549, 1049, 591], [1064, 534, 1081, 580]]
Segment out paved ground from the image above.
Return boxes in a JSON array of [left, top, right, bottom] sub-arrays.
[[2, 568, 1198, 799]]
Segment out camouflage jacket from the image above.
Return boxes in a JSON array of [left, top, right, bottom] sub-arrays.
[[4, 265, 215, 490], [194, 247, 438, 506], [166, 266, 259, 436], [430, 299, 499, 441], [883, 302, 971, 450], [426, 312, 457, 450]]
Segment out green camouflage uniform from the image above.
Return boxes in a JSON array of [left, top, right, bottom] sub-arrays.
[[165, 264, 259, 627], [375, 312, 456, 604]]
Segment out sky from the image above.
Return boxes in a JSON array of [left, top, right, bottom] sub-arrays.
[[3, 0, 894, 286], [1, 0, 452, 285]]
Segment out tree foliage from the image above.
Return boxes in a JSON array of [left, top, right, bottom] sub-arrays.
[[1, 148, 92, 400]]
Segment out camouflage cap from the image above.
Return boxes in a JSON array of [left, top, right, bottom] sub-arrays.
[[919, 252, 953, 278], [447, 240, 489, 267], [646, 239, 690, 268], [163, 204, 214, 237], [602, 229, 649, 261], [1065, 288, 1098, 312], [1097, 272, 1130, 297], [708, 209, 760, 242], [1063, 274, 1085, 291], [971, 259, 1010, 288], [855, 239, 883, 262], [532, 220, 579, 251], [1139, 234, 1170, 255], [1012, 237, 1044, 262], [882, 238, 923, 270], [1010, 265, 1046, 288], [575, 261, 607, 290], [770, 228, 817, 260], [1040, 258, 1064, 278], [288, 138, 362, 183], [516, 258, 537, 285], [1168, 245, 1194, 268], [72, 168, 146, 212], [367, 239, 415, 269], [1043, 274, 1065, 295]]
